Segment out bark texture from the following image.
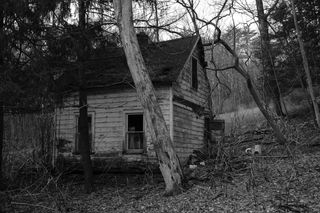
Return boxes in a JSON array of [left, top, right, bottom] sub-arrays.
[[0, 7, 4, 188], [255, 0, 284, 116], [290, 0, 320, 127], [114, 0, 183, 195], [0, 102, 3, 187], [78, 0, 93, 193]]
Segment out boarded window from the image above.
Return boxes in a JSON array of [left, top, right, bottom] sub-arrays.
[[74, 114, 94, 154], [192, 57, 198, 90], [125, 114, 144, 153]]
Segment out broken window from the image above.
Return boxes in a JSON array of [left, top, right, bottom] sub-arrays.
[[74, 114, 94, 154], [125, 113, 144, 153], [191, 57, 198, 90]]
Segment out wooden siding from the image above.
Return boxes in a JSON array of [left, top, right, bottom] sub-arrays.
[[173, 42, 210, 109], [173, 103, 204, 163], [55, 86, 171, 162], [55, 40, 212, 165], [171, 41, 210, 164]]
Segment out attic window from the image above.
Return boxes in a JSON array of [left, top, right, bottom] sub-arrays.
[[191, 57, 198, 90]]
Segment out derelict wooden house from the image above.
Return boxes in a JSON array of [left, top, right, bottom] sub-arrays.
[[54, 34, 211, 166]]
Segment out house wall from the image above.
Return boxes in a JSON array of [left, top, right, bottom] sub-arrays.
[[55, 86, 171, 163], [173, 42, 210, 107], [172, 42, 211, 164], [55, 40, 212, 166]]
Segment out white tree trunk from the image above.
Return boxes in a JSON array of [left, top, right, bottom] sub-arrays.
[[114, 0, 183, 195]]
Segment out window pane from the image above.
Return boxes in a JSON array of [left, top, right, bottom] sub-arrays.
[[192, 57, 198, 89], [126, 114, 144, 151], [128, 132, 144, 149], [127, 114, 143, 131]]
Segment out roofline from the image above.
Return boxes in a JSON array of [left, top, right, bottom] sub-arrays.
[[156, 35, 198, 44], [56, 81, 173, 97], [177, 36, 201, 80]]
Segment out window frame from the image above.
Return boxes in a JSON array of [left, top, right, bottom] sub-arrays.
[[73, 112, 95, 155], [191, 57, 198, 90], [124, 112, 145, 154]]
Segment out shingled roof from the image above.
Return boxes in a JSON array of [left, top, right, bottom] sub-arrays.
[[57, 35, 200, 91]]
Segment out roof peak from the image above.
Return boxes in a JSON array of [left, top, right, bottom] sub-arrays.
[[156, 35, 198, 44]]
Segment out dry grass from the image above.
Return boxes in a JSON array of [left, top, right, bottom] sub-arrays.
[[3, 113, 54, 180], [216, 107, 266, 136], [1, 110, 320, 213]]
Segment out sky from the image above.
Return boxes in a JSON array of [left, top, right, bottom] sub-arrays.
[[66, 0, 260, 41], [159, 0, 259, 40]]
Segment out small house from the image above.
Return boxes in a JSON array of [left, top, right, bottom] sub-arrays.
[[54, 34, 211, 167]]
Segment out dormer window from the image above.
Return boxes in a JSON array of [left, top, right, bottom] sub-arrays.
[[191, 57, 198, 90]]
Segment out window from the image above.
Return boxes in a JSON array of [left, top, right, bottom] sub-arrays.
[[125, 113, 144, 153], [191, 57, 198, 90], [74, 114, 94, 154]]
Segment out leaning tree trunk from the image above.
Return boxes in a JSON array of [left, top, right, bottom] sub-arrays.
[[213, 37, 287, 144], [114, 0, 183, 195], [78, 0, 93, 193], [290, 0, 320, 127], [255, 0, 284, 117]]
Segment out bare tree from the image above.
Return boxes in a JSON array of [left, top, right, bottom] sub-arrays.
[[178, 0, 287, 144], [290, 0, 320, 127], [255, 0, 285, 117], [78, 0, 94, 193], [114, 0, 183, 195], [0, 6, 4, 188], [210, 27, 287, 144], [0, 102, 3, 188]]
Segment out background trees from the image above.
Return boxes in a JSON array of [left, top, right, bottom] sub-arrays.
[[1, 0, 320, 193]]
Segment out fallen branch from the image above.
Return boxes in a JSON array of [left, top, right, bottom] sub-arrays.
[[11, 202, 56, 211]]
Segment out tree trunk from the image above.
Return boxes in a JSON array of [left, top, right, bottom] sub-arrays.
[[290, 0, 320, 127], [78, 86, 93, 193], [114, 0, 183, 195], [78, 0, 93, 193], [0, 7, 4, 188], [214, 39, 287, 144], [0, 102, 3, 188], [154, 0, 159, 42], [255, 0, 284, 117]]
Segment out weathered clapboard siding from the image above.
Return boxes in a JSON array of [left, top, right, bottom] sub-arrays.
[[172, 103, 204, 163], [55, 86, 171, 161], [171, 41, 210, 164], [55, 37, 212, 167], [173, 42, 210, 109]]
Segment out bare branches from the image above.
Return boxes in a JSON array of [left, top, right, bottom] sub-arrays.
[[206, 22, 287, 144], [176, 0, 229, 37], [134, 12, 187, 37], [266, 0, 280, 17], [176, 0, 200, 35]]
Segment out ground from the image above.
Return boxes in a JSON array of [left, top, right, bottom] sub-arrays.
[[1, 109, 320, 213]]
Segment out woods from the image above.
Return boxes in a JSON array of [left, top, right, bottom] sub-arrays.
[[1, 0, 320, 212]]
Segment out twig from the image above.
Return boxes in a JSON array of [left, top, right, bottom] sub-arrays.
[[11, 202, 56, 211]]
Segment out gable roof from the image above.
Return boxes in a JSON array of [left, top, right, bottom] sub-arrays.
[[57, 36, 201, 91]]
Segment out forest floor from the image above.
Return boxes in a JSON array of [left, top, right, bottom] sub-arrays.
[[1, 109, 320, 213]]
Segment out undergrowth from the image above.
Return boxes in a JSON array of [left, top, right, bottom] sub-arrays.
[[1, 112, 320, 212]]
